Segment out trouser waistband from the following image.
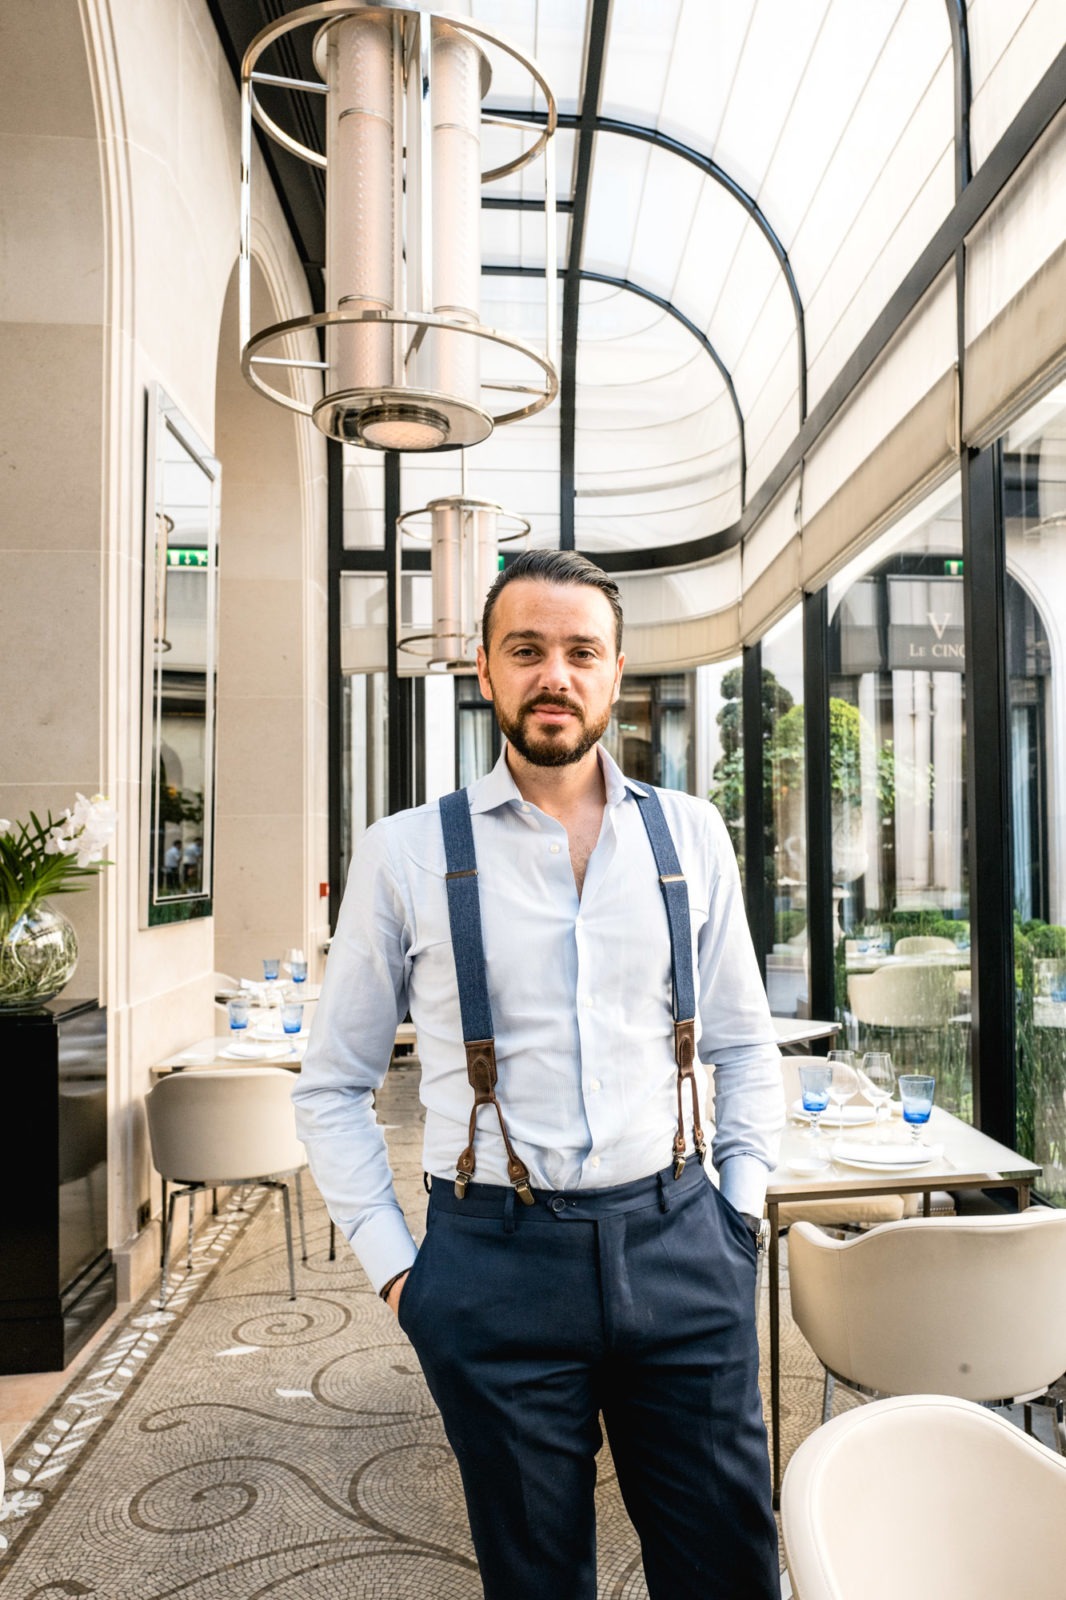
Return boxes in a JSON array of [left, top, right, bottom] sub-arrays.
[[426, 1158, 708, 1220]]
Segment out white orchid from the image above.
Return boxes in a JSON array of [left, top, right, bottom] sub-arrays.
[[0, 821, 10, 835]]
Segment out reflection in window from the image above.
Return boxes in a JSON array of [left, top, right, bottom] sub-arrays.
[[762, 613, 807, 1019], [827, 479, 972, 1118], [603, 674, 695, 791], [1004, 384, 1066, 1203], [456, 675, 500, 788], [341, 674, 387, 871], [699, 659, 744, 883]]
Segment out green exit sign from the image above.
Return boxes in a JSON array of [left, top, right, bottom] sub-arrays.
[[167, 548, 210, 567], [943, 558, 963, 577]]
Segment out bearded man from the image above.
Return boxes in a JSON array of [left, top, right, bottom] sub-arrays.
[[293, 549, 783, 1599]]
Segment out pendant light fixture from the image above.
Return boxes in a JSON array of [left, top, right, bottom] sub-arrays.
[[395, 456, 529, 671], [239, 1, 558, 451]]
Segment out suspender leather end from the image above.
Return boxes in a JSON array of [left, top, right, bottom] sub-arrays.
[[464, 1039, 498, 1096], [674, 1018, 696, 1075]]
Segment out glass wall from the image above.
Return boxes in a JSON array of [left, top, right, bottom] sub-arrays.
[[700, 658, 745, 884], [1003, 384, 1066, 1202], [762, 610, 807, 1019], [826, 478, 972, 1116], [604, 673, 695, 790], [341, 673, 387, 873]]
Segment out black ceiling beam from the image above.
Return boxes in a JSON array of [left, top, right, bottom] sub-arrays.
[[945, 0, 974, 198], [483, 196, 575, 213], [484, 262, 746, 510], [494, 105, 807, 426], [560, 0, 613, 550]]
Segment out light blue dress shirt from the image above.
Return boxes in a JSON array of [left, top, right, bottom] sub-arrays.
[[293, 746, 785, 1292]]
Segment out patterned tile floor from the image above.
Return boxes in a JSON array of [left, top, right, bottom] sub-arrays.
[[0, 1064, 847, 1598]]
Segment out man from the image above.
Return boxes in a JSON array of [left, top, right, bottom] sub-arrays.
[[293, 550, 784, 1598]]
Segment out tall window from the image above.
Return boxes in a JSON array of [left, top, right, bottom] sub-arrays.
[[1003, 384, 1066, 1202], [826, 478, 972, 1117], [604, 673, 695, 791], [341, 673, 387, 871], [455, 675, 500, 787], [700, 659, 745, 886], [762, 611, 807, 1019]]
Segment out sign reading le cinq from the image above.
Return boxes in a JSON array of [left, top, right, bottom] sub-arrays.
[[888, 611, 966, 671]]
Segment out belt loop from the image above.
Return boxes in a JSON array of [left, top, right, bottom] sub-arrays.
[[503, 1187, 516, 1235], [657, 1172, 670, 1214]]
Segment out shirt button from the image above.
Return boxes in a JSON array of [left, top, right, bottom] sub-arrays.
[[550, 843, 561, 854], [521, 803, 531, 813], [590, 1155, 601, 1169], [590, 1078, 601, 1092]]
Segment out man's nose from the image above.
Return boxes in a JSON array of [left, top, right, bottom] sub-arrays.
[[539, 650, 572, 691]]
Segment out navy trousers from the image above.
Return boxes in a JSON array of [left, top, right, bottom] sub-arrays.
[[398, 1162, 779, 1599]]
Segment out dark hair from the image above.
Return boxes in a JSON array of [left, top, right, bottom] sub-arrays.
[[481, 550, 624, 654]]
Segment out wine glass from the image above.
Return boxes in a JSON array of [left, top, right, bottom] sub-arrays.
[[860, 1052, 896, 1143], [825, 1051, 859, 1128], [798, 1064, 833, 1164], [899, 1074, 935, 1145]]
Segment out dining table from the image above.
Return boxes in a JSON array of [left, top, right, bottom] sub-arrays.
[[764, 1105, 1042, 1505]]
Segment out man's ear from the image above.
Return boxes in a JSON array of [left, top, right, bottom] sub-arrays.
[[611, 650, 625, 704], [475, 644, 493, 702]]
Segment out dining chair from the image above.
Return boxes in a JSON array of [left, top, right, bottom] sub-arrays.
[[892, 934, 958, 955], [145, 1067, 309, 1305], [788, 1208, 1066, 1439], [782, 1394, 1066, 1600]]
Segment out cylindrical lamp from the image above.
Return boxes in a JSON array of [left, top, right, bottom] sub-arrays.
[[396, 496, 529, 670], [240, 2, 557, 452]]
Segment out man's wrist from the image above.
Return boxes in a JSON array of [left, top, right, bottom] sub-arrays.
[[379, 1269, 408, 1302]]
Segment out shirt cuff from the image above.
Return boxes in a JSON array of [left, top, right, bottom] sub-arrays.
[[718, 1154, 770, 1219], [348, 1206, 419, 1295]]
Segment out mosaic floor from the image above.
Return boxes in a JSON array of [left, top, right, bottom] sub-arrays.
[[0, 1065, 840, 1598]]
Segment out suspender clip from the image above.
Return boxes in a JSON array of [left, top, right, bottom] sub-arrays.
[[454, 1170, 471, 1200], [694, 1129, 707, 1165], [513, 1178, 535, 1207]]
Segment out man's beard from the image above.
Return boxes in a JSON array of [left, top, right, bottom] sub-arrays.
[[493, 690, 612, 768]]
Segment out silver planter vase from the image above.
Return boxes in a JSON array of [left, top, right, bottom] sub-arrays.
[[0, 898, 79, 1012]]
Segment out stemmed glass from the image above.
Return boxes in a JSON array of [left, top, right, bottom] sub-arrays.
[[798, 1064, 833, 1165], [899, 1074, 935, 1145], [825, 1051, 859, 1128], [860, 1052, 896, 1144]]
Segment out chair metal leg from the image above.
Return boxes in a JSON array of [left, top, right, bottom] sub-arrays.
[[186, 1190, 195, 1271], [1024, 1403, 1034, 1436], [160, 1189, 181, 1307], [1055, 1398, 1066, 1456], [160, 1179, 168, 1267], [822, 1368, 835, 1425], [280, 1182, 296, 1300], [294, 1170, 308, 1263], [329, 1219, 336, 1261]]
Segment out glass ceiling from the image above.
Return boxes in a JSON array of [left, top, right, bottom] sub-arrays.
[[363, 0, 1057, 559]]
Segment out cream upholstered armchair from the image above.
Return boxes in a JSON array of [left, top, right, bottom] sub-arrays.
[[146, 1067, 309, 1305], [892, 934, 958, 955], [788, 1208, 1066, 1437], [847, 960, 958, 1028], [782, 1394, 1066, 1600]]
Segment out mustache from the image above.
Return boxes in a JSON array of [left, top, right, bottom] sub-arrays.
[[521, 693, 584, 717]]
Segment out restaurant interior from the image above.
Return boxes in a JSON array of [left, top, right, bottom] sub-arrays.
[[3, 0, 1066, 1593]]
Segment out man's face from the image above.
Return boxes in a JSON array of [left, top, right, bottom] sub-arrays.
[[476, 579, 624, 768]]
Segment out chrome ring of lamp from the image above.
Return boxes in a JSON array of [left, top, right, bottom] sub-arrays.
[[239, 1, 559, 450], [396, 495, 529, 670]]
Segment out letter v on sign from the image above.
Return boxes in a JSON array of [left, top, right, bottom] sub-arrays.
[[927, 612, 952, 641]]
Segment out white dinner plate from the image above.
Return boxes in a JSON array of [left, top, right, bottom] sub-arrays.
[[250, 1024, 310, 1041], [831, 1139, 943, 1171], [219, 1040, 293, 1061], [790, 1099, 876, 1127]]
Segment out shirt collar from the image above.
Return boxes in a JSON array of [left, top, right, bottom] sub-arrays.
[[467, 743, 648, 814]]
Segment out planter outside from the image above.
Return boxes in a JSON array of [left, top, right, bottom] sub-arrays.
[[0, 899, 79, 1012]]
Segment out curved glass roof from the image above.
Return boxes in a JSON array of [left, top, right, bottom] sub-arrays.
[[221, 0, 1066, 564]]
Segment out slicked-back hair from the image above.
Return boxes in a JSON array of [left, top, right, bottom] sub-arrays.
[[481, 550, 624, 655]]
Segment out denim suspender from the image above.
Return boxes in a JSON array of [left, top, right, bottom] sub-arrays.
[[632, 786, 707, 1177], [439, 789, 535, 1205], [438, 784, 705, 1200]]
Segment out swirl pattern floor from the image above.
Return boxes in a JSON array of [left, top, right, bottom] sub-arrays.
[[0, 1064, 838, 1597]]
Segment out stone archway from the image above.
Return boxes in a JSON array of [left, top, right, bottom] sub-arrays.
[[212, 259, 329, 983]]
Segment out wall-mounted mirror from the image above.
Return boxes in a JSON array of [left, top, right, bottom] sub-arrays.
[[140, 385, 220, 926]]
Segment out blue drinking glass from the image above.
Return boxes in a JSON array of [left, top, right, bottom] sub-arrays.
[[263, 958, 280, 982], [227, 996, 250, 1031], [798, 1063, 833, 1160], [281, 1002, 304, 1036], [291, 960, 308, 983], [898, 1074, 935, 1145]]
